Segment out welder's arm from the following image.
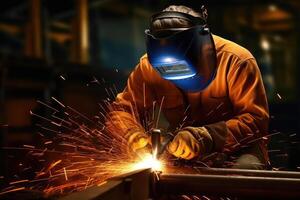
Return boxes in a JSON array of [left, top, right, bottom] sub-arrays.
[[204, 58, 269, 153], [105, 63, 154, 152]]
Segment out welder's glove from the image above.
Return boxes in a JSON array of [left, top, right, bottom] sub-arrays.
[[167, 127, 213, 160], [125, 129, 150, 153]]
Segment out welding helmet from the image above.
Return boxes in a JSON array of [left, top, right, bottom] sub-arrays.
[[145, 11, 217, 92]]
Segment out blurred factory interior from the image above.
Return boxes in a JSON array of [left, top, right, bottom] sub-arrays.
[[0, 0, 300, 180]]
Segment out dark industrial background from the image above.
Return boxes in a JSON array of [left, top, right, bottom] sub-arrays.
[[0, 0, 300, 181]]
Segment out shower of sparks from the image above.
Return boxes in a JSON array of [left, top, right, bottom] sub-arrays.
[[0, 86, 167, 198], [0, 78, 297, 198]]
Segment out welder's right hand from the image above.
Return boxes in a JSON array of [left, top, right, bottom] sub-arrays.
[[167, 127, 213, 160], [167, 130, 200, 160], [125, 130, 150, 153]]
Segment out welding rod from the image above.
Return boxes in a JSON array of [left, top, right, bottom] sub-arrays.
[[151, 129, 174, 159], [151, 129, 161, 160]]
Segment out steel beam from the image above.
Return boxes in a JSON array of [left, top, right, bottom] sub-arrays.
[[194, 167, 300, 178], [59, 168, 151, 200], [157, 172, 300, 199], [60, 167, 300, 199]]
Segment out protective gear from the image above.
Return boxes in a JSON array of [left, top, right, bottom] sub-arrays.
[[106, 35, 269, 163], [168, 127, 213, 160], [125, 130, 149, 152], [145, 11, 217, 92]]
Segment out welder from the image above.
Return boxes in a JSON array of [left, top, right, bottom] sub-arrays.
[[106, 5, 269, 169]]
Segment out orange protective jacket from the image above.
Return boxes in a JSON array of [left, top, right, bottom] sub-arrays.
[[106, 35, 269, 161]]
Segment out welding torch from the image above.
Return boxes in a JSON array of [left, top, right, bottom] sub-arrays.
[[151, 129, 174, 160]]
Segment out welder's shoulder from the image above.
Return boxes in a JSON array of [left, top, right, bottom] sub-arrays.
[[213, 34, 255, 63], [137, 54, 162, 82], [139, 54, 153, 70]]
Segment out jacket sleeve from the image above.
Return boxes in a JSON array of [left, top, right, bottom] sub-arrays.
[[205, 58, 269, 153], [105, 63, 154, 137]]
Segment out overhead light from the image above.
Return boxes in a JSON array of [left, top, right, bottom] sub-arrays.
[[261, 37, 270, 51], [269, 4, 277, 11]]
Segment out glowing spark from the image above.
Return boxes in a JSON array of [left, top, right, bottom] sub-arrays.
[[216, 102, 224, 110], [183, 104, 190, 114], [193, 195, 201, 200], [60, 75, 66, 80], [44, 141, 53, 145], [182, 195, 192, 200], [47, 160, 62, 171], [130, 153, 162, 171], [90, 76, 99, 84], [51, 121, 62, 127], [37, 100, 59, 112], [152, 101, 156, 121], [63, 168, 68, 181], [277, 93, 282, 100], [109, 87, 116, 98], [9, 180, 29, 185], [155, 96, 165, 128], [97, 181, 107, 187], [23, 145, 35, 149], [154, 171, 160, 181], [202, 196, 211, 200], [0, 187, 25, 196], [206, 110, 214, 116], [51, 97, 66, 108], [84, 178, 91, 189]]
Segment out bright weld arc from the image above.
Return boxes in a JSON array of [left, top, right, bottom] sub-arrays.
[[130, 153, 163, 172]]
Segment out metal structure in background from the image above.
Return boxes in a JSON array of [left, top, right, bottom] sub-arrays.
[[60, 167, 300, 200], [24, 0, 42, 58], [71, 0, 89, 64]]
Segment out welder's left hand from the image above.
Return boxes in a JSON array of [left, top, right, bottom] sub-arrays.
[[167, 127, 213, 160], [125, 130, 150, 153]]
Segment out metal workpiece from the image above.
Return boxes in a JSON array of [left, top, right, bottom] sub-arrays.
[[59, 168, 152, 200], [194, 167, 300, 178], [156, 172, 300, 199], [60, 167, 300, 200]]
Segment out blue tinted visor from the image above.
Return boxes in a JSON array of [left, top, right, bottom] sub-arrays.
[[145, 25, 217, 92]]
